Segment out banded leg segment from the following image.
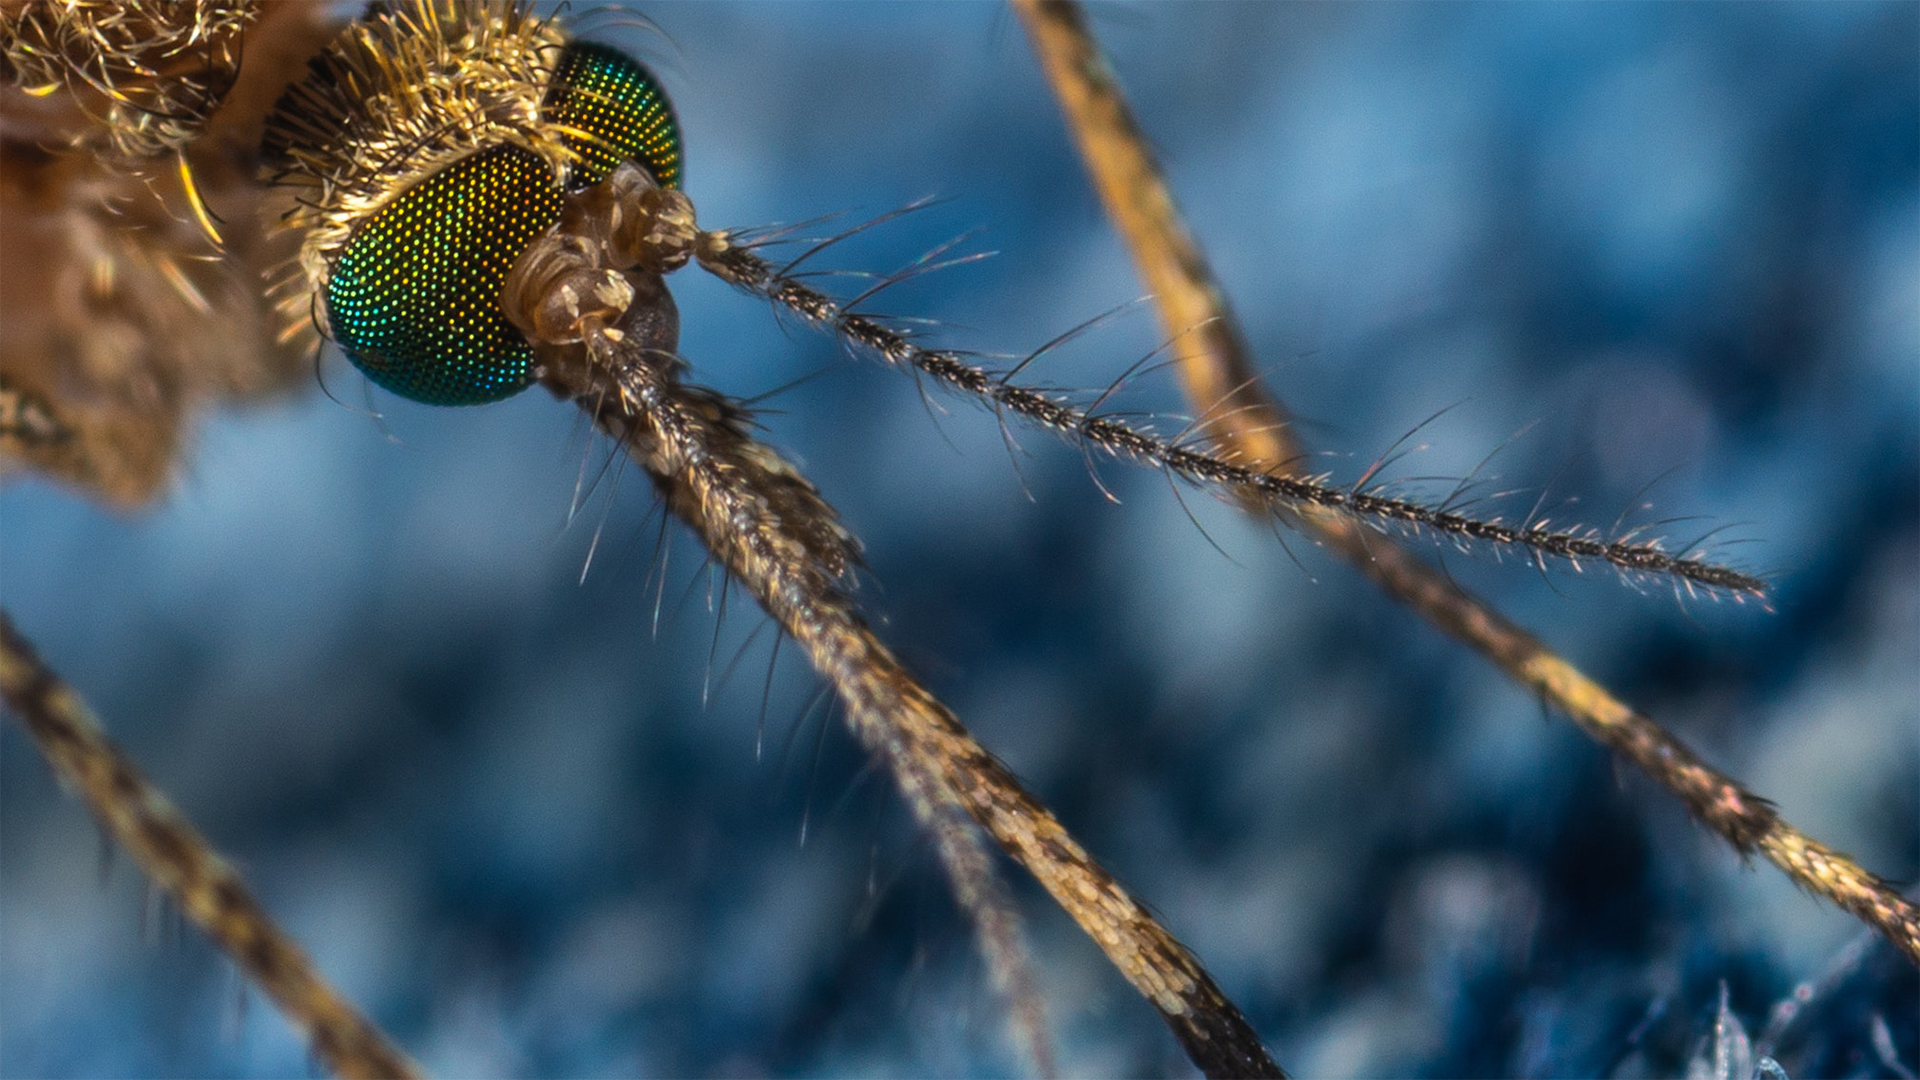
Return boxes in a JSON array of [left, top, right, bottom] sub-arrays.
[[1012, 0, 1920, 968], [0, 611, 421, 1080]]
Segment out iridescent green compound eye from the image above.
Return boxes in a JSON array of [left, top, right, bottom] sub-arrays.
[[326, 146, 562, 405], [324, 43, 682, 406], [546, 42, 683, 191]]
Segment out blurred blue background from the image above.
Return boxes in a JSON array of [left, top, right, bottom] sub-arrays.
[[2, 2, 1915, 1076]]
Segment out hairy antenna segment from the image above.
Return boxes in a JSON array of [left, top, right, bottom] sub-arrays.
[[692, 235, 1768, 602]]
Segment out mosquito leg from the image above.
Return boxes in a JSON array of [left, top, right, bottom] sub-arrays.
[[694, 233, 1769, 601], [0, 610, 420, 1080], [1013, 0, 1920, 968]]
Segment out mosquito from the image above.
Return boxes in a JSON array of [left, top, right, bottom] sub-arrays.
[[2, 2, 1914, 1076]]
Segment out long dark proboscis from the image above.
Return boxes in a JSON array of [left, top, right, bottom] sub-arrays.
[[503, 167, 1287, 1077]]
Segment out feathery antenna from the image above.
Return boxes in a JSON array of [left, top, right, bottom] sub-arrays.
[[694, 234, 1769, 602]]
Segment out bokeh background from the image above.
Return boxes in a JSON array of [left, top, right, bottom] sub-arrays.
[[3, 2, 1915, 1076]]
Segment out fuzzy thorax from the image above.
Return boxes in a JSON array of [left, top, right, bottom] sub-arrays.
[[1, 0, 259, 160]]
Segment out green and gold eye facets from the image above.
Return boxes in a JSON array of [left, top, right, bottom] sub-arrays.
[[326, 146, 562, 406], [297, 15, 684, 407], [546, 42, 683, 191]]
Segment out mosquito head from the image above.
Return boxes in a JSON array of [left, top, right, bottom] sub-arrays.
[[266, 2, 684, 408]]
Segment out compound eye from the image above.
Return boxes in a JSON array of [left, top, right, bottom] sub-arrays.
[[321, 43, 681, 408], [545, 42, 683, 190], [326, 146, 561, 406]]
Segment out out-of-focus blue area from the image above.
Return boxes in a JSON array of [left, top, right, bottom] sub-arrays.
[[2, 3, 1914, 1076]]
